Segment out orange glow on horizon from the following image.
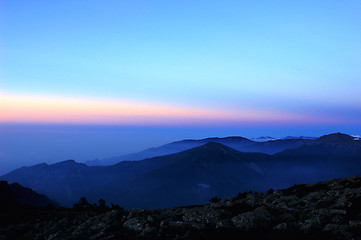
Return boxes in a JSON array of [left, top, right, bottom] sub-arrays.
[[0, 92, 350, 126]]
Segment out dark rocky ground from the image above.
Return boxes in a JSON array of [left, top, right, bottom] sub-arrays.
[[1, 176, 361, 240]]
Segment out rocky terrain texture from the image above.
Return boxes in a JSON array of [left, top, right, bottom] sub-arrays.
[[1, 175, 361, 239]]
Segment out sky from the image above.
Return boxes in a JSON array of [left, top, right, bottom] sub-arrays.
[[0, 0, 360, 173]]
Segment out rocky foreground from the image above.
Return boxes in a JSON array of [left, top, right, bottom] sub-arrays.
[[1, 176, 361, 240]]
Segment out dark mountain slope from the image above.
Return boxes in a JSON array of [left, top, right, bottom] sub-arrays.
[[0, 180, 58, 207], [260, 133, 361, 189], [102, 142, 269, 208], [1, 143, 269, 208], [2, 158, 184, 207], [2, 160, 99, 207]]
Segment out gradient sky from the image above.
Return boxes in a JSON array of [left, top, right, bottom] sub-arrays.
[[0, 1, 360, 173], [1, 0, 361, 125]]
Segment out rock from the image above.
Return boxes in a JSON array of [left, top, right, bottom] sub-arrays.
[[2, 176, 361, 239], [299, 214, 323, 234], [273, 222, 288, 231], [181, 207, 224, 224], [323, 224, 352, 239], [231, 207, 271, 231], [349, 220, 361, 229], [215, 219, 233, 229], [123, 218, 146, 232]]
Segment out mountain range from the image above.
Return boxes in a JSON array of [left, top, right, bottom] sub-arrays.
[[1, 132, 360, 209], [1, 143, 269, 208], [86, 135, 320, 166]]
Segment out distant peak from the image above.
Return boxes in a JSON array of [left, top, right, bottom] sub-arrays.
[[61, 159, 76, 163], [317, 132, 354, 142], [195, 142, 238, 153], [207, 136, 250, 140], [176, 136, 251, 143], [51, 159, 82, 166]]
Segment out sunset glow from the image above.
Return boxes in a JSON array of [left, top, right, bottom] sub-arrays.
[[0, 92, 354, 126]]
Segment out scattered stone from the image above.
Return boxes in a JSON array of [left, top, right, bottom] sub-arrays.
[[2, 176, 361, 239]]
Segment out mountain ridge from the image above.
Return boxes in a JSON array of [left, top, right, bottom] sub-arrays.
[[1, 142, 269, 208], [1, 133, 360, 209], [86, 133, 353, 166]]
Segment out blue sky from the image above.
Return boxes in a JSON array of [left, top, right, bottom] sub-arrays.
[[0, 1, 360, 172], [2, 0, 360, 114]]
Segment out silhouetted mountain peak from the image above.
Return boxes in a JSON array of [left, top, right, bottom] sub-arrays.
[[204, 136, 251, 141], [53, 159, 76, 164], [317, 132, 354, 143], [175, 136, 252, 144], [198, 141, 229, 148], [51, 159, 85, 167], [167, 142, 263, 171], [187, 142, 241, 157]]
